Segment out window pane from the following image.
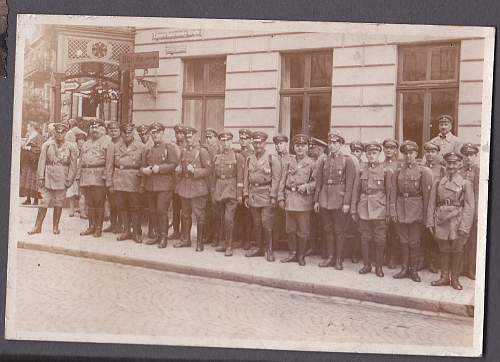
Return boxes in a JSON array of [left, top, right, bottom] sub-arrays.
[[280, 96, 303, 142], [430, 90, 457, 139], [401, 92, 425, 151], [184, 61, 204, 93], [182, 98, 203, 131], [310, 53, 333, 87], [402, 48, 427, 82], [206, 97, 225, 132], [431, 46, 457, 80], [282, 54, 305, 89], [308, 94, 331, 139], [207, 59, 226, 92]]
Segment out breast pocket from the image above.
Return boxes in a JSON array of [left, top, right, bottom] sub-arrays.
[[409, 174, 421, 193], [360, 173, 369, 192], [371, 175, 385, 191]]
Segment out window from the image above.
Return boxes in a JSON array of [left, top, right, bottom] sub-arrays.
[[182, 58, 226, 140], [397, 42, 459, 152], [280, 52, 333, 144]]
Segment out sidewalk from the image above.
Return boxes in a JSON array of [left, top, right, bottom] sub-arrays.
[[15, 204, 475, 318]]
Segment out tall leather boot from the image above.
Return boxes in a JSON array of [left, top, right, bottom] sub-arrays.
[[297, 236, 306, 266], [147, 212, 155, 239], [375, 245, 385, 277], [319, 233, 335, 267], [451, 252, 464, 290], [158, 213, 169, 249], [431, 252, 451, 286], [281, 233, 298, 263], [409, 248, 421, 282], [80, 207, 96, 236], [117, 211, 132, 241], [224, 224, 234, 256], [102, 208, 116, 233], [52, 207, 62, 235], [174, 216, 192, 247], [393, 244, 410, 279], [358, 239, 372, 274], [196, 223, 205, 252], [93, 208, 104, 237], [265, 229, 275, 262], [131, 212, 143, 243], [245, 220, 264, 257], [28, 207, 47, 235], [334, 233, 344, 270], [215, 225, 226, 252], [146, 212, 160, 245]]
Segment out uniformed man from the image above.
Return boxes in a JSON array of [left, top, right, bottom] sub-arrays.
[[351, 142, 394, 277], [422, 141, 446, 273], [349, 140, 364, 163], [244, 131, 281, 261], [174, 126, 211, 251], [234, 128, 255, 250], [391, 140, 433, 282], [211, 131, 245, 256], [314, 130, 358, 270], [76, 119, 110, 237], [273, 134, 291, 250], [427, 152, 474, 290], [278, 134, 316, 266], [106, 123, 146, 243], [168, 124, 186, 240], [137, 124, 153, 147], [347, 140, 364, 263], [136, 124, 155, 238], [429, 115, 461, 157], [203, 128, 222, 247], [459, 143, 480, 280], [140, 122, 179, 248], [382, 138, 401, 269], [28, 121, 78, 235], [102, 121, 122, 234]]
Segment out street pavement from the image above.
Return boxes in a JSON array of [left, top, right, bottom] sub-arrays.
[[15, 249, 473, 352]]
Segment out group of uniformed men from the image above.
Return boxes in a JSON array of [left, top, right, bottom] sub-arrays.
[[28, 114, 479, 291]]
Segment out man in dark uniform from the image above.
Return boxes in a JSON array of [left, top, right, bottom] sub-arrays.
[[391, 140, 433, 282], [382, 138, 401, 269], [141, 122, 179, 248], [28, 122, 78, 235], [422, 141, 446, 273], [459, 143, 480, 280], [103, 121, 122, 234], [351, 142, 394, 277], [174, 126, 211, 251], [211, 131, 245, 256], [278, 134, 316, 266], [314, 130, 358, 270], [76, 119, 110, 237], [427, 152, 474, 290], [203, 128, 222, 247], [273, 134, 291, 250], [234, 128, 255, 250], [136, 124, 154, 238], [168, 124, 186, 240], [244, 131, 281, 261], [347, 140, 364, 263], [106, 123, 146, 243]]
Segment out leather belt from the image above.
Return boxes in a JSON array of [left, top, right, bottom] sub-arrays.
[[285, 185, 305, 192], [438, 199, 462, 207], [251, 181, 271, 187], [361, 189, 382, 196], [398, 192, 422, 198], [326, 179, 344, 185], [217, 175, 236, 180], [46, 162, 68, 166], [115, 165, 140, 170], [82, 164, 105, 169]]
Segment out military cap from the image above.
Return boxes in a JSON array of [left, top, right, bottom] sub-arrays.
[[238, 129, 253, 139], [89, 119, 105, 128], [293, 133, 309, 145], [182, 126, 198, 136], [423, 141, 440, 152], [53, 122, 70, 133], [205, 128, 218, 138], [460, 143, 479, 156], [399, 140, 418, 154], [438, 114, 453, 124], [75, 133, 87, 142], [443, 151, 463, 163], [252, 131, 268, 142], [273, 134, 289, 145], [136, 124, 150, 135], [382, 138, 399, 149], [328, 130, 345, 144], [149, 122, 164, 133], [350, 140, 364, 152], [106, 121, 120, 130], [309, 137, 328, 149], [364, 141, 382, 153], [218, 131, 234, 141], [173, 124, 185, 134], [120, 123, 135, 133]]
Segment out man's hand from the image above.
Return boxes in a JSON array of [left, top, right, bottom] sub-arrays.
[[428, 226, 435, 236], [37, 179, 44, 190], [142, 166, 153, 176], [278, 200, 285, 209], [244, 196, 249, 208], [152, 165, 160, 174], [175, 165, 182, 173], [314, 202, 320, 214], [270, 197, 277, 208], [342, 204, 350, 214], [186, 164, 195, 173], [297, 184, 307, 194], [352, 213, 359, 223], [458, 229, 469, 238]]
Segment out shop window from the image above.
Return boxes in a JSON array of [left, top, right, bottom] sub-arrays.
[[397, 42, 459, 152], [279, 51, 332, 145], [182, 58, 226, 140]]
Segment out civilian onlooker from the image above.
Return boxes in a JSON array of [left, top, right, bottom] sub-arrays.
[[20, 121, 44, 205]]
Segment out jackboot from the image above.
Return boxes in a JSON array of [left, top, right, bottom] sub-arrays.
[[431, 252, 451, 286], [393, 245, 410, 279], [52, 207, 63, 234], [215, 222, 227, 252], [409, 251, 421, 282], [131, 212, 143, 243], [245, 224, 264, 257], [80, 207, 96, 236], [174, 218, 192, 247], [93, 208, 104, 237], [297, 236, 306, 266], [319, 233, 335, 267], [264, 229, 275, 262], [358, 239, 371, 274], [28, 207, 47, 235], [147, 213, 155, 239], [334, 234, 344, 270], [196, 223, 205, 252], [117, 211, 133, 241], [224, 226, 234, 257], [375, 245, 385, 278], [102, 209, 117, 233], [157, 213, 169, 248], [281, 234, 298, 263], [451, 252, 463, 290], [146, 214, 160, 245]]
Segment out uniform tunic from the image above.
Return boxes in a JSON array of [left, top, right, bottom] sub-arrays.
[[106, 139, 146, 192], [243, 150, 281, 208], [144, 141, 179, 192], [175, 144, 211, 199], [77, 135, 110, 187], [212, 149, 245, 202], [429, 132, 461, 157], [278, 155, 316, 212], [459, 164, 480, 215], [37, 139, 78, 191]]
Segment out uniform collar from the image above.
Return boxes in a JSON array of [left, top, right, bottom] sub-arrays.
[[329, 149, 342, 158]]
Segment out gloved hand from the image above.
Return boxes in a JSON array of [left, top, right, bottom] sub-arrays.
[[152, 165, 160, 174]]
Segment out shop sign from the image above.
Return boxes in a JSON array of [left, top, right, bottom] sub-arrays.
[[152, 29, 202, 41], [119, 51, 160, 70]]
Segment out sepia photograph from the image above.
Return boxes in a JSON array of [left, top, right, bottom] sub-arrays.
[[5, 14, 494, 357]]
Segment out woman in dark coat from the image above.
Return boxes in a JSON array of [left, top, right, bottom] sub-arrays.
[[20, 121, 44, 205]]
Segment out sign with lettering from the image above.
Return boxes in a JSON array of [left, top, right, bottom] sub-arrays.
[[152, 29, 202, 41], [119, 51, 159, 70], [165, 45, 187, 55]]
